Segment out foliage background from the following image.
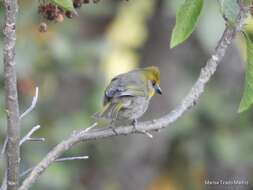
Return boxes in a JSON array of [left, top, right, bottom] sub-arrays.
[[1, 0, 253, 189]]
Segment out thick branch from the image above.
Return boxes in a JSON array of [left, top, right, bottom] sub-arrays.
[[3, 0, 20, 190], [19, 8, 247, 190]]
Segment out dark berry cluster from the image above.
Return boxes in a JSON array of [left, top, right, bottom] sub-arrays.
[[38, 3, 75, 32], [73, 0, 101, 9], [250, 1, 253, 17], [37, 0, 128, 32], [73, 0, 83, 8], [38, 3, 70, 23]]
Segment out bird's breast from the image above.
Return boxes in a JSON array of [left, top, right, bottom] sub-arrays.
[[118, 96, 150, 120]]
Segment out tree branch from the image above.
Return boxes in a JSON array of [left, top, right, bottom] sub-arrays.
[[19, 6, 248, 190], [3, 0, 20, 189], [19, 125, 45, 146], [0, 172, 7, 190], [19, 87, 39, 119], [20, 155, 89, 179], [1, 87, 39, 159], [0, 125, 45, 190], [1, 138, 8, 158], [54, 156, 89, 162]]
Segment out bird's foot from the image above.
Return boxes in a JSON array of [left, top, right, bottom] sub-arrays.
[[132, 119, 138, 131], [109, 123, 118, 135], [132, 119, 153, 139]]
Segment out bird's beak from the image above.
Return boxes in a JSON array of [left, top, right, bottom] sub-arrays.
[[154, 84, 162, 95]]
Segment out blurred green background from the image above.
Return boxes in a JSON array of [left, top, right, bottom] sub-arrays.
[[1, 0, 253, 190]]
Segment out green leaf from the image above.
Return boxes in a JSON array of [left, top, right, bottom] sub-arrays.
[[170, 0, 203, 48], [219, 0, 240, 26], [50, 0, 75, 12], [238, 33, 253, 113]]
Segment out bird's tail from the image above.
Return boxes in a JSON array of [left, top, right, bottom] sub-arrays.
[[93, 103, 111, 119]]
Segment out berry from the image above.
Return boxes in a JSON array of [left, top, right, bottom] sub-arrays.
[[74, 0, 82, 8], [38, 22, 48, 33], [55, 13, 64, 23], [38, 3, 65, 22]]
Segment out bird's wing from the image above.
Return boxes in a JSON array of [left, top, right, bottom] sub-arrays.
[[103, 73, 146, 105], [94, 71, 146, 120], [93, 100, 124, 119]]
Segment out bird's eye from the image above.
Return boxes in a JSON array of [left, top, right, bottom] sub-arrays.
[[152, 80, 156, 86]]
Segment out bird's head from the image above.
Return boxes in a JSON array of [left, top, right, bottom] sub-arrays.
[[143, 66, 162, 97]]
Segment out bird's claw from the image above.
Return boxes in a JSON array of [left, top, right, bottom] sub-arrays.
[[109, 125, 118, 135], [132, 119, 138, 131], [132, 119, 153, 139]]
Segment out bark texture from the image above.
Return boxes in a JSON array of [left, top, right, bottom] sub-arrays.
[[3, 0, 20, 189]]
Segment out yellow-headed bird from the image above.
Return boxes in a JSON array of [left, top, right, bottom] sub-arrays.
[[95, 66, 162, 132]]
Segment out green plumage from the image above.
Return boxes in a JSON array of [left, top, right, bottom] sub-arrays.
[[94, 67, 161, 123]]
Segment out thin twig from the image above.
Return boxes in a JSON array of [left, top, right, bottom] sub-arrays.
[[83, 122, 97, 132], [141, 131, 153, 138], [0, 138, 8, 157], [19, 125, 45, 146], [55, 156, 89, 162], [20, 156, 89, 178], [135, 130, 153, 138], [20, 168, 34, 179], [20, 87, 39, 119], [24, 138, 45, 142], [18, 7, 248, 190], [0, 171, 7, 190], [0, 125, 44, 190]]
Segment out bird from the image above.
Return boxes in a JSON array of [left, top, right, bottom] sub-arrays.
[[94, 66, 162, 133]]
